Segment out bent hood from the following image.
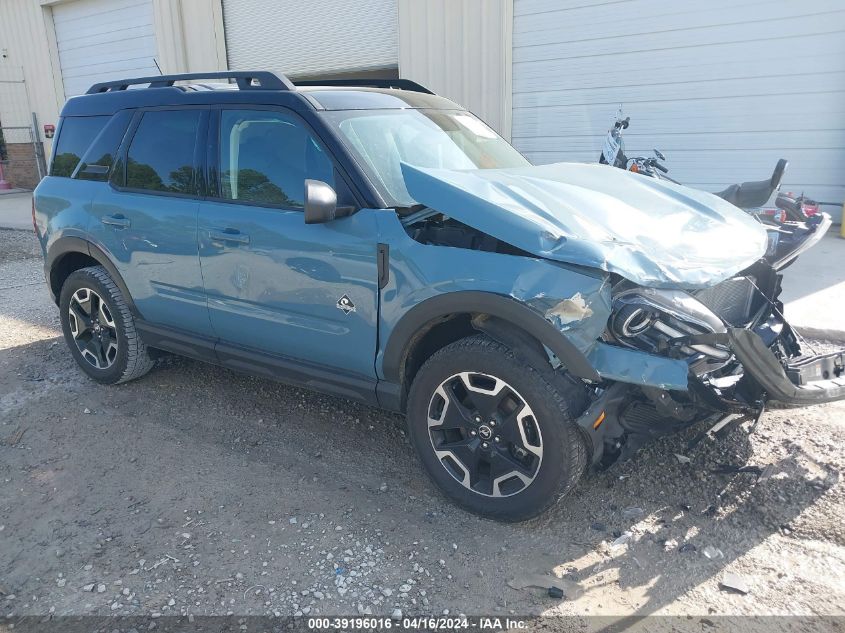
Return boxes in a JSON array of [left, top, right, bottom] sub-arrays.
[[401, 162, 769, 288]]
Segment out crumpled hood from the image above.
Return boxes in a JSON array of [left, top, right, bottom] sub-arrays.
[[401, 162, 769, 289]]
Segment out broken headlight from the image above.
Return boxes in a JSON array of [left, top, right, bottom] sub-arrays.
[[608, 286, 732, 374]]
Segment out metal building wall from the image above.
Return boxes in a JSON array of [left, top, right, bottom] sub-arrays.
[[0, 0, 226, 164], [0, 0, 66, 142], [398, 0, 513, 140]]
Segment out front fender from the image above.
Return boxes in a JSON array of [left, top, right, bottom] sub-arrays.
[[375, 212, 612, 384]]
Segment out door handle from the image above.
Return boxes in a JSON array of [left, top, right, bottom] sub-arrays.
[[209, 228, 250, 245], [101, 214, 130, 229]]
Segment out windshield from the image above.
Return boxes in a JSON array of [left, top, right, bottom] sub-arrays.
[[322, 109, 531, 207]]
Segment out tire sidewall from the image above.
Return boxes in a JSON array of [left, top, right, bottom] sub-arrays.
[[59, 268, 131, 384], [407, 338, 583, 521]]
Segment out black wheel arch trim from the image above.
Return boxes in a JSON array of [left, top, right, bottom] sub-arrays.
[[381, 291, 601, 386], [45, 236, 137, 315]]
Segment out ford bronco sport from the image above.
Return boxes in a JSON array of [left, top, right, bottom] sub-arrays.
[[34, 71, 845, 521]]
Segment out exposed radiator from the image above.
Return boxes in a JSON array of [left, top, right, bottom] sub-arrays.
[[695, 276, 756, 326]]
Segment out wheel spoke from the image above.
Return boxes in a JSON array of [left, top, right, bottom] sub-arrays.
[[428, 383, 472, 430], [69, 287, 118, 370], [435, 437, 480, 486], [68, 303, 91, 338], [98, 300, 116, 328], [427, 371, 543, 499]]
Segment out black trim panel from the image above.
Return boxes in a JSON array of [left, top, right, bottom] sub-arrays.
[[377, 243, 389, 290], [729, 328, 845, 407], [45, 236, 137, 314], [135, 321, 218, 364], [215, 343, 378, 406], [136, 320, 381, 407], [381, 291, 601, 384]]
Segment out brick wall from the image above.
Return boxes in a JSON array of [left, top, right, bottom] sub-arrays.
[[1, 142, 40, 189]]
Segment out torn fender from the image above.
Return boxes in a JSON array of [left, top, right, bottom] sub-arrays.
[[375, 211, 689, 392], [400, 162, 768, 289]]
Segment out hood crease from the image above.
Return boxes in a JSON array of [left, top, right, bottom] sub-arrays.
[[400, 162, 769, 289]]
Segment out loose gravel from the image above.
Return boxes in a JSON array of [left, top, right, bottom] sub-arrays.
[[1, 229, 843, 620]]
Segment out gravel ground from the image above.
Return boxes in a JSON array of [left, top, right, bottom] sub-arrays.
[[1, 228, 844, 623]]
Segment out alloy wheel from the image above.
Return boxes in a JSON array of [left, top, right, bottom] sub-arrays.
[[427, 371, 543, 497], [67, 288, 118, 370]]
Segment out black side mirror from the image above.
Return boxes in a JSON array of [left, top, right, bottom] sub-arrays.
[[653, 148, 666, 161], [304, 179, 355, 224]]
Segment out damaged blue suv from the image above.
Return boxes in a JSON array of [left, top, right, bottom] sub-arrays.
[[34, 72, 845, 521]]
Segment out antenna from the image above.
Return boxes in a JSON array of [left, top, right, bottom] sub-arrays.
[[153, 58, 162, 75]]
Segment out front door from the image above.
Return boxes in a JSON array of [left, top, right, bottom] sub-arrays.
[[90, 107, 214, 337], [198, 108, 379, 380]]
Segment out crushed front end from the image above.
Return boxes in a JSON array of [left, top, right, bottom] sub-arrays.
[[577, 259, 845, 467]]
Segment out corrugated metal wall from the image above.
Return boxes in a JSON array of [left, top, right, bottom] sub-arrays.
[[52, 0, 158, 98], [0, 0, 65, 145], [512, 0, 845, 212], [223, 0, 398, 78], [398, 0, 513, 140], [0, 0, 226, 162]]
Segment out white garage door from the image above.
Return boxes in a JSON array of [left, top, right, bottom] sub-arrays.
[[53, 0, 158, 98], [512, 0, 845, 215], [223, 0, 398, 78]]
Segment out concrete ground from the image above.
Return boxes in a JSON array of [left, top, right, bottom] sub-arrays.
[[0, 191, 33, 231], [779, 231, 845, 340]]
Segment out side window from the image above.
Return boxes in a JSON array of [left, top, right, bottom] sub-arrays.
[[219, 109, 334, 208], [74, 110, 133, 181], [50, 116, 109, 177], [125, 110, 201, 194]]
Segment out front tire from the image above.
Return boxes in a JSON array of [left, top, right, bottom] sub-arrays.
[[407, 335, 589, 521], [59, 266, 154, 384]]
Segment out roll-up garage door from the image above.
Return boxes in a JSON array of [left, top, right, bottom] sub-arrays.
[[223, 0, 398, 78], [512, 0, 845, 213], [52, 0, 158, 98]]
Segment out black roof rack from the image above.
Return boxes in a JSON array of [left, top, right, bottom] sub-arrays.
[[86, 71, 294, 95], [294, 78, 434, 94]]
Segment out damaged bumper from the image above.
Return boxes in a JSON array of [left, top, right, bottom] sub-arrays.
[[727, 328, 845, 407]]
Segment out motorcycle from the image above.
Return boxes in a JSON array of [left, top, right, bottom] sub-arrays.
[[599, 111, 832, 269]]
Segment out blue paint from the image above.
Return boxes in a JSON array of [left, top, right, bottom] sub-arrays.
[[401, 162, 769, 289], [587, 343, 689, 391], [374, 210, 612, 377], [198, 203, 379, 378]]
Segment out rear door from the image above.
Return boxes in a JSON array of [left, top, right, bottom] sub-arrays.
[[197, 106, 379, 380], [89, 107, 214, 337]]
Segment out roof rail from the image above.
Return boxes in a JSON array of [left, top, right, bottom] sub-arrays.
[[294, 78, 434, 95], [86, 71, 294, 95]]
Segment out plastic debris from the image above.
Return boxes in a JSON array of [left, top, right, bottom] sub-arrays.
[[507, 573, 582, 599], [548, 586, 564, 599], [702, 546, 724, 560], [675, 454, 691, 464], [611, 531, 632, 548], [679, 543, 697, 553], [720, 572, 751, 595]]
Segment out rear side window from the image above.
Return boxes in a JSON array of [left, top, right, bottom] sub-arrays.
[[50, 116, 109, 177], [125, 110, 201, 194], [74, 110, 133, 181]]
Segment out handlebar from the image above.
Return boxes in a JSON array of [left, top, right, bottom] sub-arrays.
[[653, 161, 668, 173]]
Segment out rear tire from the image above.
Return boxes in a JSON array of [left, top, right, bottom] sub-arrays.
[[59, 266, 154, 384], [406, 334, 589, 521]]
